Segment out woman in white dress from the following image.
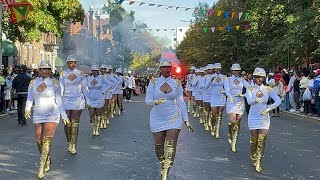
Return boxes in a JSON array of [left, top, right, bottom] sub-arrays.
[[99, 64, 110, 129], [209, 63, 227, 139], [203, 64, 214, 132], [25, 60, 69, 179], [245, 68, 281, 173], [224, 64, 249, 152], [193, 68, 206, 123], [3, 69, 14, 114], [114, 68, 126, 114], [186, 66, 196, 113], [145, 58, 193, 180], [59, 54, 89, 154], [88, 65, 111, 136]]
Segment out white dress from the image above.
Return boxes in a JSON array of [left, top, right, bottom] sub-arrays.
[[59, 68, 89, 110], [87, 75, 110, 108], [113, 75, 124, 95], [186, 73, 196, 92], [193, 75, 205, 101], [245, 84, 281, 130], [203, 74, 214, 103], [4, 77, 12, 100], [145, 76, 188, 133], [210, 73, 227, 107], [103, 74, 117, 99], [224, 75, 249, 114], [25, 77, 68, 124], [111, 73, 120, 95]]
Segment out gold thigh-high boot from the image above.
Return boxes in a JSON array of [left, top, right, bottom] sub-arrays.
[[192, 101, 195, 114], [36, 141, 51, 172], [110, 101, 115, 118], [208, 110, 212, 131], [37, 137, 52, 179], [95, 116, 101, 136], [161, 140, 177, 180], [193, 104, 198, 118], [64, 123, 72, 152], [70, 119, 79, 155], [255, 134, 267, 173], [210, 114, 216, 137], [90, 116, 95, 136], [231, 121, 240, 152], [187, 100, 190, 113], [250, 136, 258, 167], [228, 122, 233, 144], [154, 143, 165, 174], [199, 107, 203, 123], [215, 112, 222, 139]]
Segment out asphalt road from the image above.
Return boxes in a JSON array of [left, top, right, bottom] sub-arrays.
[[0, 95, 319, 180]]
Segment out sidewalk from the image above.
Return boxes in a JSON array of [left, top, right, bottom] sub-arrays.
[[282, 110, 320, 121]]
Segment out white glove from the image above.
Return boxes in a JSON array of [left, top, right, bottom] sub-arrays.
[[63, 118, 70, 126], [260, 107, 271, 115], [24, 110, 31, 120]]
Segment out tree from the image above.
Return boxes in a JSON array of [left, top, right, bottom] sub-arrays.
[[2, 0, 85, 42]]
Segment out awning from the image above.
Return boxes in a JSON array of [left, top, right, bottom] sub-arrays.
[[2, 40, 18, 57]]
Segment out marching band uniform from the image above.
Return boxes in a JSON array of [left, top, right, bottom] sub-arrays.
[[192, 68, 205, 119], [114, 68, 126, 114], [209, 63, 226, 139], [186, 66, 196, 113], [224, 64, 249, 152], [59, 55, 89, 154], [202, 64, 215, 131], [145, 59, 192, 179], [245, 68, 281, 173], [87, 65, 113, 136], [104, 65, 118, 120], [25, 60, 68, 179]]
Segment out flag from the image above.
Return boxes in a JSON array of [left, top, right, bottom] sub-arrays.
[[128, 1, 135, 5], [211, 27, 216, 32], [245, 12, 250, 19], [9, 2, 31, 24], [139, 2, 145, 6], [224, 11, 230, 19], [1, 0, 16, 5], [217, 10, 223, 16], [149, 3, 155, 6], [239, 12, 243, 20], [226, 26, 231, 32], [208, 9, 215, 16], [231, 12, 237, 18], [133, 28, 136, 32], [157, 5, 163, 8], [118, 0, 125, 4], [203, 27, 208, 33], [235, 25, 240, 30], [185, 8, 192, 11]]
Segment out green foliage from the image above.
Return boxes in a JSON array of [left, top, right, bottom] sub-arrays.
[[177, 0, 320, 71], [2, 0, 85, 42], [130, 50, 161, 72]]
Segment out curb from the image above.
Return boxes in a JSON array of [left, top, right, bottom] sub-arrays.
[[282, 111, 320, 121]]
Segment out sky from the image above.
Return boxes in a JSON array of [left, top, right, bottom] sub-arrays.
[[80, 0, 217, 47]]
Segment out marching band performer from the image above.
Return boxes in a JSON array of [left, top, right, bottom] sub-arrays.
[[202, 64, 215, 131], [105, 65, 118, 120], [114, 68, 126, 114], [59, 55, 89, 155], [110, 66, 119, 117], [224, 64, 249, 152], [25, 60, 69, 179], [209, 63, 226, 139], [193, 68, 206, 123], [186, 66, 196, 113], [145, 57, 193, 180], [245, 68, 281, 173], [87, 65, 112, 136], [99, 64, 111, 129]]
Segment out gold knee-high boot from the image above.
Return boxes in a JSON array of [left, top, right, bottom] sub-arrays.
[[154, 143, 165, 174], [187, 100, 190, 113], [208, 111, 212, 131], [255, 134, 267, 173], [36, 141, 51, 172], [210, 114, 216, 137], [161, 140, 177, 180], [199, 107, 203, 123], [90, 116, 95, 136], [70, 119, 79, 154], [37, 137, 51, 179], [250, 136, 258, 167], [231, 121, 240, 152], [193, 105, 198, 118], [110, 102, 115, 119], [215, 112, 222, 139], [64, 123, 72, 152], [204, 109, 209, 131], [227, 122, 233, 144], [192, 101, 195, 114], [95, 116, 101, 136]]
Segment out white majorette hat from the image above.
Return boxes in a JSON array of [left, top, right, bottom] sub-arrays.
[[253, 67, 266, 77], [39, 60, 51, 69], [199, 67, 205, 73], [100, 64, 107, 69], [128, 70, 132, 74], [214, 63, 222, 69], [91, 64, 100, 71], [268, 72, 274, 76], [116, 68, 122, 73], [231, 63, 241, 71], [195, 68, 200, 73], [66, 54, 77, 62], [159, 58, 172, 67], [106, 65, 113, 70], [190, 66, 196, 70], [206, 64, 214, 70]]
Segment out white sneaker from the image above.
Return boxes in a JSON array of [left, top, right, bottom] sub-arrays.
[[289, 109, 296, 113], [129, 100, 132, 102]]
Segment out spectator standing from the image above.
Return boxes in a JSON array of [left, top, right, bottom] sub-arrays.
[[125, 71, 136, 102], [312, 69, 320, 117], [3, 69, 14, 114], [288, 70, 297, 112], [268, 73, 284, 117], [293, 72, 302, 112], [12, 65, 32, 126]]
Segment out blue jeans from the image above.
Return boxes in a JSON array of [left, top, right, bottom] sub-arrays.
[[316, 96, 320, 115]]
